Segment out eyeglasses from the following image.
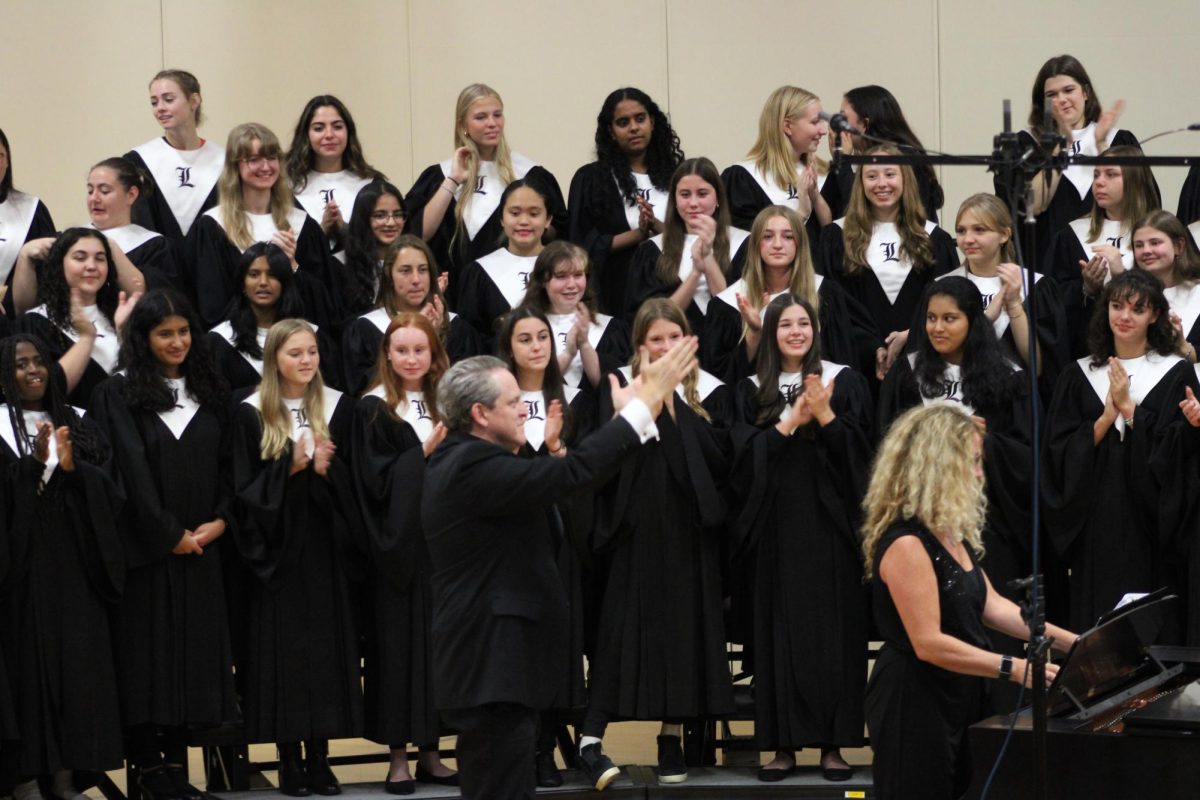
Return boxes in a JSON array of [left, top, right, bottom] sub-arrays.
[[239, 154, 280, 167], [370, 211, 407, 222]]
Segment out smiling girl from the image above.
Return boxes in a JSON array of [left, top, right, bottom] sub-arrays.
[[1132, 210, 1200, 361]]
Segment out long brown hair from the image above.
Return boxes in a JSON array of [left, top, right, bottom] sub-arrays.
[[842, 145, 932, 275], [367, 313, 447, 425], [657, 158, 733, 285], [376, 235, 449, 340], [741, 206, 820, 339], [1087, 146, 1161, 242], [217, 123, 294, 250]]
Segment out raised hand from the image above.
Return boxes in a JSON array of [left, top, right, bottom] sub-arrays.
[[449, 146, 472, 185], [272, 229, 299, 269], [1094, 99, 1126, 149], [312, 433, 336, 477], [114, 290, 144, 333], [634, 337, 699, 417], [1091, 243, 1124, 277], [69, 289, 97, 339], [422, 422, 448, 457], [803, 373, 836, 426], [544, 399, 564, 455], [1108, 357, 1134, 419], [55, 426, 75, 472], [33, 421, 51, 464], [736, 292, 764, 332], [290, 432, 312, 475], [1180, 386, 1200, 428], [320, 199, 342, 237], [997, 263, 1026, 316]]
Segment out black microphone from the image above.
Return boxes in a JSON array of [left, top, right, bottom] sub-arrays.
[[818, 111, 862, 136], [1189, 123, 1200, 131]]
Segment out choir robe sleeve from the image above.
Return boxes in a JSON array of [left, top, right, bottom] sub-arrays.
[[728, 369, 873, 559], [89, 376, 187, 568], [342, 317, 384, 397], [721, 165, 771, 231], [818, 278, 868, 370], [350, 396, 427, 594], [567, 162, 645, 316], [184, 215, 241, 330], [930, 227, 958, 275], [455, 261, 508, 343], [594, 318, 632, 382], [876, 355, 923, 435], [15, 314, 109, 411], [128, 235, 184, 293], [702, 296, 747, 384], [819, 226, 885, 373], [1178, 162, 1200, 224], [230, 400, 366, 590], [446, 315, 482, 362], [1006, 274, 1071, 393], [1042, 229, 1090, 360], [316, 324, 343, 391], [403, 165, 457, 285], [295, 217, 344, 324], [623, 239, 668, 323], [0, 200, 55, 317], [526, 166, 569, 247], [978, 377, 1037, 561]]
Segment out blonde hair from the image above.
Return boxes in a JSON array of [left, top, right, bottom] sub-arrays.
[[843, 145, 932, 275], [1087, 145, 1161, 243], [954, 193, 1018, 265], [742, 206, 820, 341], [861, 404, 986, 578], [258, 319, 331, 460], [746, 85, 828, 192], [218, 123, 295, 250], [629, 298, 710, 422], [453, 84, 515, 248]]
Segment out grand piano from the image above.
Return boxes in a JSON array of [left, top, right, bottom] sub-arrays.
[[967, 592, 1200, 799]]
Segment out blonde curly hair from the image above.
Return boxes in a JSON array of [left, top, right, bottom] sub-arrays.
[[862, 403, 987, 578]]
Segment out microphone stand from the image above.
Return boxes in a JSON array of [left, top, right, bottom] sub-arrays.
[[840, 103, 1197, 800]]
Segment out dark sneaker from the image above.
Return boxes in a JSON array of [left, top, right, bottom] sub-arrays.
[[656, 735, 688, 784], [578, 743, 620, 791]]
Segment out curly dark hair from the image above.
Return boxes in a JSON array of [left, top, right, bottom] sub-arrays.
[[1087, 269, 1177, 367], [343, 181, 407, 314], [285, 95, 386, 192], [495, 305, 574, 443], [913, 277, 1020, 411], [0, 333, 106, 464], [39, 228, 120, 331], [223, 242, 308, 359], [593, 87, 684, 208], [120, 288, 228, 412]]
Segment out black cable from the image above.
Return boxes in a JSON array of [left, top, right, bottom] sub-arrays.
[[978, 660, 1031, 800]]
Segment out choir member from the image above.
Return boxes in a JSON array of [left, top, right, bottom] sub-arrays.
[[286, 95, 386, 252], [625, 157, 750, 339], [946, 193, 1068, 388], [494, 306, 595, 788], [863, 403, 1075, 800], [818, 145, 957, 381], [0, 334, 124, 800], [208, 243, 340, 394], [16, 228, 138, 409], [1044, 145, 1160, 358], [1178, 162, 1200, 228], [0, 127, 55, 317], [90, 289, 236, 800], [455, 179, 553, 343], [231, 319, 364, 796], [405, 84, 568, 303], [832, 86, 944, 223], [703, 205, 864, 383], [85, 157, 181, 290], [1042, 269, 1198, 633], [350, 313, 458, 794], [341, 235, 477, 397], [125, 70, 222, 241], [995, 55, 1141, 260], [519, 240, 631, 390], [721, 85, 833, 256], [1132, 210, 1200, 359], [578, 298, 732, 789], [729, 293, 871, 782], [338, 182, 407, 325], [879, 277, 1036, 708], [568, 87, 681, 315], [185, 123, 335, 330]]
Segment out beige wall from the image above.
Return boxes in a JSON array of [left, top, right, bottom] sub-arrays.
[[3, 0, 1198, 234]]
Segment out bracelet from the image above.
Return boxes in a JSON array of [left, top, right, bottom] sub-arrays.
[[445, 176, 463, 188], [548, 441, 565, 454], [997, 654, 1014, 681]]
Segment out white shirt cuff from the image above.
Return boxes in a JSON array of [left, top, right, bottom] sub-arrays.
[[618, 398, 660, 443]]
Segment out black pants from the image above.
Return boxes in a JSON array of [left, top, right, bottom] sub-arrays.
[[442, 703, 537, 800]]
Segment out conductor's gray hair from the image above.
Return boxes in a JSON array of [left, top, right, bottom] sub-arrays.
[[437, 355, 508, 432]]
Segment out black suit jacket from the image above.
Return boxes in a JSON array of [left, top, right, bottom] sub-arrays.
[[421, 415, 642, 710]]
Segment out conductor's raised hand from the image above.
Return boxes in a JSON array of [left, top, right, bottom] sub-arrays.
[[544, 399, 564, 455], [634, 336, 698, 417]]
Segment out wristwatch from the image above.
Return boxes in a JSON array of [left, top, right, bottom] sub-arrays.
[[998, 654, 1014, 681]]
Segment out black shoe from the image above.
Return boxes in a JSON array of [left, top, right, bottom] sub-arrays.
[[165, 767, 207, 800], [137, 766, 179, 800], [820, 750, 853, 782], [656, 735, 687, 784], [414, 766, 459, 787], [578, 743, 620, 791], [278, 750, 311, 798], [535, 750, 563, 788], [305, 759, 340, 796], [381, 776, 414, 796]]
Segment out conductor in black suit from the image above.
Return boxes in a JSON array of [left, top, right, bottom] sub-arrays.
[[422, 340, 699, 800]]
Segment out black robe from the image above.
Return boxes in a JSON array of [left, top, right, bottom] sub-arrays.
[[0, 411, 125, 774], [730, 367, 872, 750], [587, 369, 734, 720], [404, 160, 568, 307], [1041, 356, 1199, 635], [0, 192, 55, 317], [183, 210, 338, 331], [231, 390, 365, 742], [0, 477, 14, 744], [817, 220, 957, 378], [1041, 221, 1135, 359], [16, 311, 116, 411], [701, 276, 867, 384], [624, 231, 751, 339], [993, 128, 1142, 269], [1179, 162, 1200, 225], [340, 308, 480, 397], [455, 248, 538, 344], [350, 395, 441, 748], [126, 233, 185, 293], [205, 321, 343, 394], [568, 160, 666, 316], [719, 162, 842, 262], [90, 375, 237, 728]]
